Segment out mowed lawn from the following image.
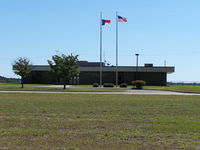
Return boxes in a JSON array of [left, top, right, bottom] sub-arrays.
[[145, 85, 200, 93], [1, 94, 200, 149], [2, 83, 200, 93], [0, 83, 127, 92]]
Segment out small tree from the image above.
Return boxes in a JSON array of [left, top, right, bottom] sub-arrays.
[[48, 53, 79, 89], [132, 80, 146, 89], [13, 57, 32, 88]]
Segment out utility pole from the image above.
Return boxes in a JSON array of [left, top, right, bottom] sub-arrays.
[[135, 53, 139, 80]]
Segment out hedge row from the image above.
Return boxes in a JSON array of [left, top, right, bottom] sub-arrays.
[[93, 83, 128, 88], [93, 80, 146, 89]]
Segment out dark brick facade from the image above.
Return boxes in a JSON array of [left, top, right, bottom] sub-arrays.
[[79, 71, 167, 86], [25, 70, 167, 86], [22, 61, 174, 86]]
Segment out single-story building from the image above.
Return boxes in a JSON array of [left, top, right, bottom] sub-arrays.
[[24, 61, 174, 86]]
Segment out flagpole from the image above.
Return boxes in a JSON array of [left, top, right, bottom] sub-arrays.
[[116, 11, 118, 87], [100, 12, 102, 87]]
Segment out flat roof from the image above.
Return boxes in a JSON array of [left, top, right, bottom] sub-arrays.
[[31, 65, 174, 73]]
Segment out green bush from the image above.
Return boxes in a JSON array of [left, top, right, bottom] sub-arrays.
[[120, 83, 127, 88], [93, 83, 99, 87], [132, 80, 146, 89], [103, 83, 114, 88]]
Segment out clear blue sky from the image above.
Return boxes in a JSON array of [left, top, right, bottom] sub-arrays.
[[1, 0, 200, 82]]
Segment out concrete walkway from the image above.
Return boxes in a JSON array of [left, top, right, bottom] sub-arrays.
[[33, 85, 71, 88], [1, 89, 200, 95]]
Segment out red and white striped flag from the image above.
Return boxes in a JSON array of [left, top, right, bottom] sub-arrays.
[[118, 16, 127, 22]]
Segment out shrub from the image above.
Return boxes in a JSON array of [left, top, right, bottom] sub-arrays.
[[93, 83, 99, 87], [120, 83, 127, 88], [103, 83, 114, 87], [132, 80, 146, 89]]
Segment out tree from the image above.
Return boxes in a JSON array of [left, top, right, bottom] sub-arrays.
[[47, 55, 61, 85], [48, 53, 79, 89], [13, 57, 32, 88]]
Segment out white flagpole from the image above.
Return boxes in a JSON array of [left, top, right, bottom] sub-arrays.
[[116, 12, 118, 87], [100, 12, 102, 87]]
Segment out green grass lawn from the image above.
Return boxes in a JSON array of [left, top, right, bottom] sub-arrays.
[[0, 83, 52, 86], [72, 84, 93, 87], [0, 83, 127, 92], [1, 93, 200, 149], [0, 86, 126, 92], [2, 83, 200, 93], [72, 84, 200, 93], [144, 85, 200, 93]]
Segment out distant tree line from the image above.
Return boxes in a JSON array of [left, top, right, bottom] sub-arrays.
[[0, 75, 20, 83], [167, 82, 200, 85]]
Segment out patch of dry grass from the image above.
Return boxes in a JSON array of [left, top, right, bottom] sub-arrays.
[[0, 93, 200, 149]]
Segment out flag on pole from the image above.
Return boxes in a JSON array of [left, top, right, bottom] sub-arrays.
[[115, 13, 127, 87], [118, 16, 127, 22], [102, 19, 111, 26], [100, 14, 110, 86]]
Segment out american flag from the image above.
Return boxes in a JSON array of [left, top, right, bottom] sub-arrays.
[[118, 16, 127, 22]]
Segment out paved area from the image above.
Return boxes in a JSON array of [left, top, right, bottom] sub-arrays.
[[33, 85, 71, 88], [126, 90, 200, 95], [1, 89, 200, 95]]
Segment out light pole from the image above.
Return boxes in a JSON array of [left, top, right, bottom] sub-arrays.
[[135, 53, 139, 80]]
